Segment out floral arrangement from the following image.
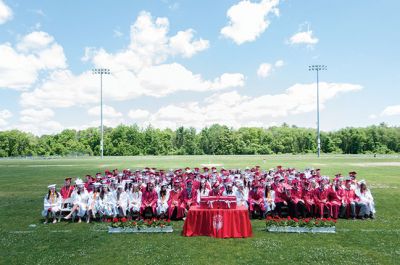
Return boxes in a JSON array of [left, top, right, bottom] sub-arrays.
[[266, 216, 336, 228], [108, 218, 171, 229]]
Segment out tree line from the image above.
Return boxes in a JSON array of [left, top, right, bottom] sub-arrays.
[[0, 123, 398, 157]]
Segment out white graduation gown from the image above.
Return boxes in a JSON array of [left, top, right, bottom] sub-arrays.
[[128, 191, 142, 212], [42, 192, 62, 217]]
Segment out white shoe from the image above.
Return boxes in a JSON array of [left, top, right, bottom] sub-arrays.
[[52, 219, 57, 224]]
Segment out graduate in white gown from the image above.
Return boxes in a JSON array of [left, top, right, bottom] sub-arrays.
[[65, 180, 89, 223], [99, 184, 116, 217], [115, 184, 128, 217], [87, 183, 102, 223], [42, 184, 62, 224], [128, 183, 142, 215], [196, 179, 210, 204], [355, 180, 376, 219], [235, 182, 249, 208], [263, 183, 276, 214], [157, 182, 170, 217]]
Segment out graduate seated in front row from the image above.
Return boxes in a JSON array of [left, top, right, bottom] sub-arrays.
[[140, 182, 158, 219], [168, 181, 184, 220], [128, 183, 142, 220], [248, 182, 265, 219], [42, 184, 62, 224], [64, 179, 89, 223]]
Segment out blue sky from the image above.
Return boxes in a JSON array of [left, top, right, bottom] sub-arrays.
[[0, 0, 399, 135]]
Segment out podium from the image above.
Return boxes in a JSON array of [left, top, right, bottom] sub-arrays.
[[182, 204, 252, 238]]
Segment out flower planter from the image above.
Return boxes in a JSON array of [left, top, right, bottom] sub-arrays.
[[108, 226, 173, 233], [267, 226, 335, 233], [108, 226, 174, 234]]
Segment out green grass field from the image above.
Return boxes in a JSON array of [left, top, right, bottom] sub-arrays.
[[1, 155, 399, 265]]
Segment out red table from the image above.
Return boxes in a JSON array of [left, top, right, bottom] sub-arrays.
[[182, 206, 252, 238]]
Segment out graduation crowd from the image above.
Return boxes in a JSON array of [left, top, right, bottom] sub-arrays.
[[42, 166, 376, 224]]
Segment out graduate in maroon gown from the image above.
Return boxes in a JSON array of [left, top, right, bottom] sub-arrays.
[[208, 181, 223, 196], [180, 179, 198, 214], [140, 182, 158, 217], [248, 182, 265, 216], [302, 181, 316, 217], [168, 181, 184, 220], [273, 177, 288, 216], [290, 180, 307, 218], [328, 179, 344, 219], [342, 178, 358, 219], [313, 181, 331, 218], [60, 177, 74, 200]]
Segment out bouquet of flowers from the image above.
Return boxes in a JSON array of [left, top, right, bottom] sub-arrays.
[[109, 218, 171, 229], [265, 216, 336, 228]]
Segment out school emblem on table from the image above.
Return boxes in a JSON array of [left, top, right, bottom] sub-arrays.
[[212, 214, 223, 231]]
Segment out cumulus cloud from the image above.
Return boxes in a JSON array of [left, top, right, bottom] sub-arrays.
[[0, 0, 13, 24], [0, 31, 67, 90], [257, 59, 284, 78], [21, 12, 244, 109], [137, 82, 362, 129], [128, 109, 150, 120], [289, 30, 319, 45], [0, 109, 12, 127], [257, 63, 273, 78], [220, 0, 280, 45], [17, 108, 63, 135], [381, 105, 400, 116], [169, 29, 209, 58], [87, 105, 123, 118]]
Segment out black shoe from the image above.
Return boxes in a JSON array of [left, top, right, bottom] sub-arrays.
[[369, 213, 375, 219]]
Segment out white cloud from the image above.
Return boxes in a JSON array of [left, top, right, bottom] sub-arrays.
[[0, 0, 13, 24], [17, 31, 54, 52], [0, 31, 67, 90], [275, 60, 284, 67], [257, 59, 284, 78], [128, 109, 150, 120], [257, 63, 273, 78], [289, 30, 319, 45], [381, 105, 400, 116], [20, 108, 54, 123], [220, 0, 280, 45], [0, 109, 12, 127], [15, 121, 63, 135], [21, 12, 243, 109], [140, 82, 362, 129], [138, 63, 244, 97], [169, 29, 209, 58], [17, 108, 63, 135], [87, 105, 123, 118]]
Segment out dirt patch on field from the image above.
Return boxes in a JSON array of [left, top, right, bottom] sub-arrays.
[[349, 162, 400, 167]]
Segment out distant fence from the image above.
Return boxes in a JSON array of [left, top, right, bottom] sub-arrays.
[[0, 153, 399, 160]]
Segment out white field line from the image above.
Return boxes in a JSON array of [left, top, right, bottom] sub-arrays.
[[349, 162, 400, 167], [9, 231, 34, 234], [0, 164, 78, 167]]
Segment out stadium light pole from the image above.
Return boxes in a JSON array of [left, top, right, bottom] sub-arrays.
[[308, 65, 327, 158], [92, 68, 110, 159]]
